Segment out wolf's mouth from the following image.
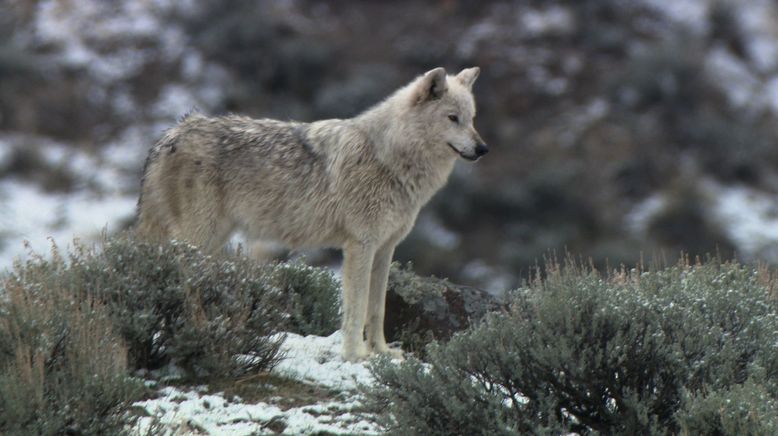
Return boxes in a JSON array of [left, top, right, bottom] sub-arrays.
[[447, 142, 478, 161]]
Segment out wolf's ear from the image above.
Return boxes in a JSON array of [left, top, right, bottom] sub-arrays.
[[456, 67, 480, 89], [413, 67, 448, 104]]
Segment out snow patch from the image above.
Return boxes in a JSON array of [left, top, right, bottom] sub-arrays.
[[641, 0, 710, 34], [521, 6, 575, 38], [153, 84, 203, 120], [273, 331, 377, 391], [710, 183, 778, 262], [35, 0, 171, 82], [763, 77, 778, 115], [133, 332, 388, 435], [133, 386, 379, 435], [737, 0, 778, 73], [0, 179, 136, 271], [626, 193, 667, 236], [416, 214, 460, 250], [626, 180, 778, 263], [462, 259, 514, 295], [0, 135, 139, 271], [705, 46, 761, 109]]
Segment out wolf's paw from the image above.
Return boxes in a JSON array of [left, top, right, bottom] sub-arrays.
[[380, 347, 405, 361], [342, 342, 370, 362], [371, 342, 405, 361]]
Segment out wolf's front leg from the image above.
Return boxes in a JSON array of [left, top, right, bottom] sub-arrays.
[[341, 241, 376, 362], [366, 242, 404, 360]]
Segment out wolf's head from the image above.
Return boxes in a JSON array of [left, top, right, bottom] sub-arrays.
[[410, 67, 488, 161]]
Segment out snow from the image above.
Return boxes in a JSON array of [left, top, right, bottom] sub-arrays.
[[626, 179, 778, 263], [134, 386, 379, 435], [642, 0, 778, 117], [34, 0, 188, 82], [641, 0, 710, 34], [415, 214, 460, 250], [705, 45, 778, 117], [710, 182, 778, 262], [0, 0, 227, 271], [626, 194, 666, 236], [765, 77, 778, 115], [153, 84, 203, 120], [520, 6, 575, 38], [132, 332, 387, 435], [737, 0, 778, 73], [0, 136, 138, 271], [462, 259, 513, 296], [32, 0, 226, 124], [704, 47, 761, 110], [273, 331, 376, 391], [0, 179, 135, 268]]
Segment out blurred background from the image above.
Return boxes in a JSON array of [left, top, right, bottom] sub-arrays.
[[1, 0, 777, 291]]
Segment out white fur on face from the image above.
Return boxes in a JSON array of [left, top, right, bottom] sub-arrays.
[[421, 77, 482, 160]]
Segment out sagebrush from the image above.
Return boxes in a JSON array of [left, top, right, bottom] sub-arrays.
[[0, 236, 342, 434], [368, 259, 778, 435], [0, 249, 145, 434]]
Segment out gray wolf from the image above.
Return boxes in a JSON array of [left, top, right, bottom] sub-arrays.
[[136, 67, 487, 361]]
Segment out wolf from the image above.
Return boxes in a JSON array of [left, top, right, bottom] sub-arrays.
[[136, 67, 487, 361]]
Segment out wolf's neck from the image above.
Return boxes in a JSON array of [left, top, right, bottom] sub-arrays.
[[354, 103, 456, 203]]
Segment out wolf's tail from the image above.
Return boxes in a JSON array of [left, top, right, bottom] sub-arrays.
[[134, 136, 174, 242]]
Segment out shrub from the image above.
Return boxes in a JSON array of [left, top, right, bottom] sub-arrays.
[[2, 236, 343, 376], [678, 380, 778, 436], [0, 257, 146, 434], [368, 259, 778, 435], [268, 260, 341, 337], [49, 237, 290, 376], [0, 236, 344, 433]]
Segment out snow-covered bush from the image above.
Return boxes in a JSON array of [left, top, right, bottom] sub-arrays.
[[368, 259, 778, 435]]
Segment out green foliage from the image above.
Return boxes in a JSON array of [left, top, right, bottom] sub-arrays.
[[679, 380, 778, 436], [368, 259, 778, 435], [268, 260, 341, 337], [388, 262, 448, 305]]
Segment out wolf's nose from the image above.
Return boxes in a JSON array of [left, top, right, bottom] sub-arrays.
[[475, 143, 489, 156]]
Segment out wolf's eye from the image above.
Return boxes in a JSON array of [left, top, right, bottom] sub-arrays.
[[448, 114, 459, 123]]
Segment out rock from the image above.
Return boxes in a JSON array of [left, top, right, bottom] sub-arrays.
[[383, 263, 506, 352]]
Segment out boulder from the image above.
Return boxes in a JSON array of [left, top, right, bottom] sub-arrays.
[[383, 263, 506, 353]]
